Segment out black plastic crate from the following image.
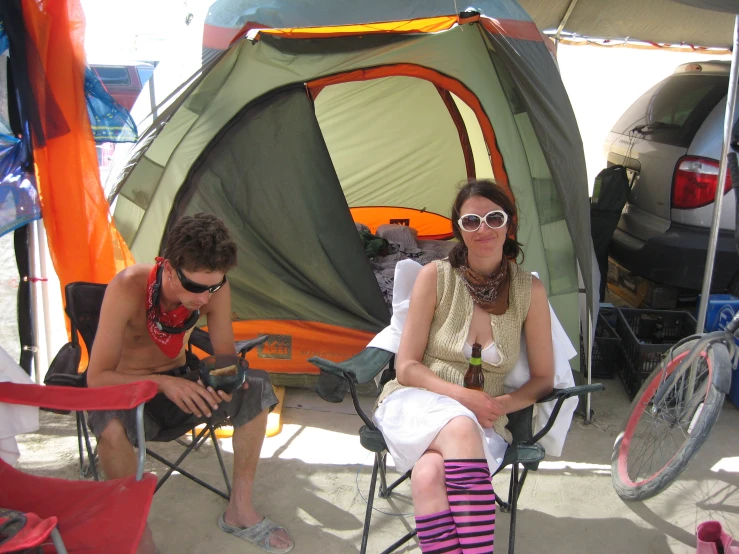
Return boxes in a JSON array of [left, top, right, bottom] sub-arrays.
[[592, 310, 621, 378], [615, 308, 697, 399]]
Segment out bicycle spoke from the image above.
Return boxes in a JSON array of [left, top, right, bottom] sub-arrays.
[[625, 357, 709, 484]]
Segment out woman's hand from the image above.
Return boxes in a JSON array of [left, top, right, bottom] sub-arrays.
[[459, 389, 505, 428]]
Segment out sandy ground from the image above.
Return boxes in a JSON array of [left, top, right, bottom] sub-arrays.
[[13, 375, 739, 554]]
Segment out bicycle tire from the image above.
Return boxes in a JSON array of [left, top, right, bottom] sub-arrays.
[[611, 339, 729, 501]]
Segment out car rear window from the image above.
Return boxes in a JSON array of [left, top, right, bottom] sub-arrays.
[[91, 66, 131, 86], [611, 74, 727, 148]]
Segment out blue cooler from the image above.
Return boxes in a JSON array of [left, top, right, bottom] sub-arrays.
[[701, 294, 739, 408]]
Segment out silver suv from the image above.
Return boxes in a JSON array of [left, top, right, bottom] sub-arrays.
[[604, 60, 739, 294]]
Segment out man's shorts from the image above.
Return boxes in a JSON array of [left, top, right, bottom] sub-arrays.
[[87, 364, 279, 445]]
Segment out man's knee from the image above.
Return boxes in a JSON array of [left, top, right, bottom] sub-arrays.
[[98, 417, 130, 446]]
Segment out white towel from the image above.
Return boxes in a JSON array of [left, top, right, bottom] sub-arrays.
[[0, 345, 39, 465], [368, 260, 578, 457]]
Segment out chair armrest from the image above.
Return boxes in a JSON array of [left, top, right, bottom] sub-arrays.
[[537, 383, 605, 404], [189, 327, 214, 355], [0, 382, 158, 412], [308, 347, 394, 385], [237, 336, 269, 358], [528, 383, 605, 445], [309, 348, 394, 430]]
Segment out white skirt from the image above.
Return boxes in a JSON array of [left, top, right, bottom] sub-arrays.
[[374, 388, 509, 475]]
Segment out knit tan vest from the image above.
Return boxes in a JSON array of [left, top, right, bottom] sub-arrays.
[[378, 259, 532, 443]]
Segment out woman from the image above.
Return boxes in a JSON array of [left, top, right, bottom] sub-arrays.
[[374, 179, 554, 553]]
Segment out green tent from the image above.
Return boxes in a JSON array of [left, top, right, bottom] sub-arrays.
[[109, 2, 594, 383]]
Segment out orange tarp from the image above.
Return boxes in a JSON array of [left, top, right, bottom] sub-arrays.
[[21, 0, 133, 297]]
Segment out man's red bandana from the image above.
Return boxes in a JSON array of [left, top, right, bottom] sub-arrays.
[[146, 259, 192, 358]]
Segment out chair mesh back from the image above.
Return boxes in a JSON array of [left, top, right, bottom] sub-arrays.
[[314, 371, 350, 403], [0, 508, 27, 545], [65, 282, 107, 354], [506, 406, 534, 444]]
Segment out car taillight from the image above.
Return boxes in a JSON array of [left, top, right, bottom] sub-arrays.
[[672, 156, 731, 210]]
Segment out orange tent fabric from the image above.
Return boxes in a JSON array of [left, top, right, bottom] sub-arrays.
[[256, 15, 465, 39], [21, 0, 133, 297]]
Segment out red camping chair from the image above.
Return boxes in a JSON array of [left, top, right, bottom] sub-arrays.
[[0, 381, 158, 554]]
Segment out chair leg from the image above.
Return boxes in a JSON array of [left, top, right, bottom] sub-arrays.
[[209, 423, 231, 498], [365, 452, 415, 554], [79, 411, 99, 481], [147, 425, 229, 499], [75, 412, 85, 478], [508, 463, 520, 554], [380, 529, 418, 554], [360, 453, 381, 554], [516, 468, 529, 503], [378, 452, 389, 498], [379, 453, 412, 500], [50, 527, 69, 554]]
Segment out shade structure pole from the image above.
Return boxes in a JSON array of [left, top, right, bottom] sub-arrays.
[[26, 222, 41, 383], [586, 309, 592, 423], [37, 220, 53, 380], [696, 14, 739, 333]]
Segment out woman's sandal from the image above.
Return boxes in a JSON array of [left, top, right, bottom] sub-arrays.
[[218, 513, 294, 553]]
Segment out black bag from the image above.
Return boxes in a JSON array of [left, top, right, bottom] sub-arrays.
[[591, 165, 633, 301]]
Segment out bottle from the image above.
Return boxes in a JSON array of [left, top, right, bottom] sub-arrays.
[[464, 342, 484, 391]]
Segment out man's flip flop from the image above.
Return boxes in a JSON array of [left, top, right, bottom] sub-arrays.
[[218, 513, 294, 553]]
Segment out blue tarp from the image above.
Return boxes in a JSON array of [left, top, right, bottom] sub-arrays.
[[85, 67, 138, 143], [0, 135, 42, 237]]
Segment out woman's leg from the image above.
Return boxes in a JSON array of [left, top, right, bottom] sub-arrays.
[[429, 416, 496, 553], [412, 451, 462, 553]]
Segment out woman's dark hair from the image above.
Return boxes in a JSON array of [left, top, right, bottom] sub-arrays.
[[448, 179, 523, 268], [163, 213, 237, 272]]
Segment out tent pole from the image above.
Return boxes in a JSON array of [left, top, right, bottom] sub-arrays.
[[555, 0, 580, 41], [696, 14, 739, 333], [148, 72, 158, 120]]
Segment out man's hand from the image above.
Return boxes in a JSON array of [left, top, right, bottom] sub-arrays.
[[204, 374, 251, 404], [460, 389, 505, 428], [158, 376, 225, 418]]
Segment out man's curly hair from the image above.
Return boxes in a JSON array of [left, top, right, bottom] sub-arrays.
[[163, 213, 237, 273]]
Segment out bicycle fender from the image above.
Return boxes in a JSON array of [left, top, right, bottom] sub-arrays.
[[711, 345, 732, 395]]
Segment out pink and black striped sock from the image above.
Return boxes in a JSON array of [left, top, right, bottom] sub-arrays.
[[444, 459, 496, 554], [414, 509, 463, 554]]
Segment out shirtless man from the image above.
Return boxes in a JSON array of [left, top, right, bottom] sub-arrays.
[[86, 213, 294, 554]]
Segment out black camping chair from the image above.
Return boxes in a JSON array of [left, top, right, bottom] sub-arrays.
[[309, 349, 603, 554], [44, 281, 266, 500]]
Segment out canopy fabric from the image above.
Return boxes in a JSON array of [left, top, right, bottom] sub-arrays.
[[204, 0, 737, 49], [671, 0, 739, 13], [518, 0, 736, 47]]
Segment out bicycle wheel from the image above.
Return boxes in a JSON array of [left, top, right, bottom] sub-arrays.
[[611, 339, 729, 501]]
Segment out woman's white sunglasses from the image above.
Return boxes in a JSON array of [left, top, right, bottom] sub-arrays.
[[457, 210, 509, 232]]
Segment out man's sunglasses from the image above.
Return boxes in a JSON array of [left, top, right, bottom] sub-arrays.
[[457, 210, 508, 232], [176, 267, 227, 294]]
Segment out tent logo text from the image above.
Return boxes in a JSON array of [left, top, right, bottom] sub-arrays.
[[257, 335, 292, 359]]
